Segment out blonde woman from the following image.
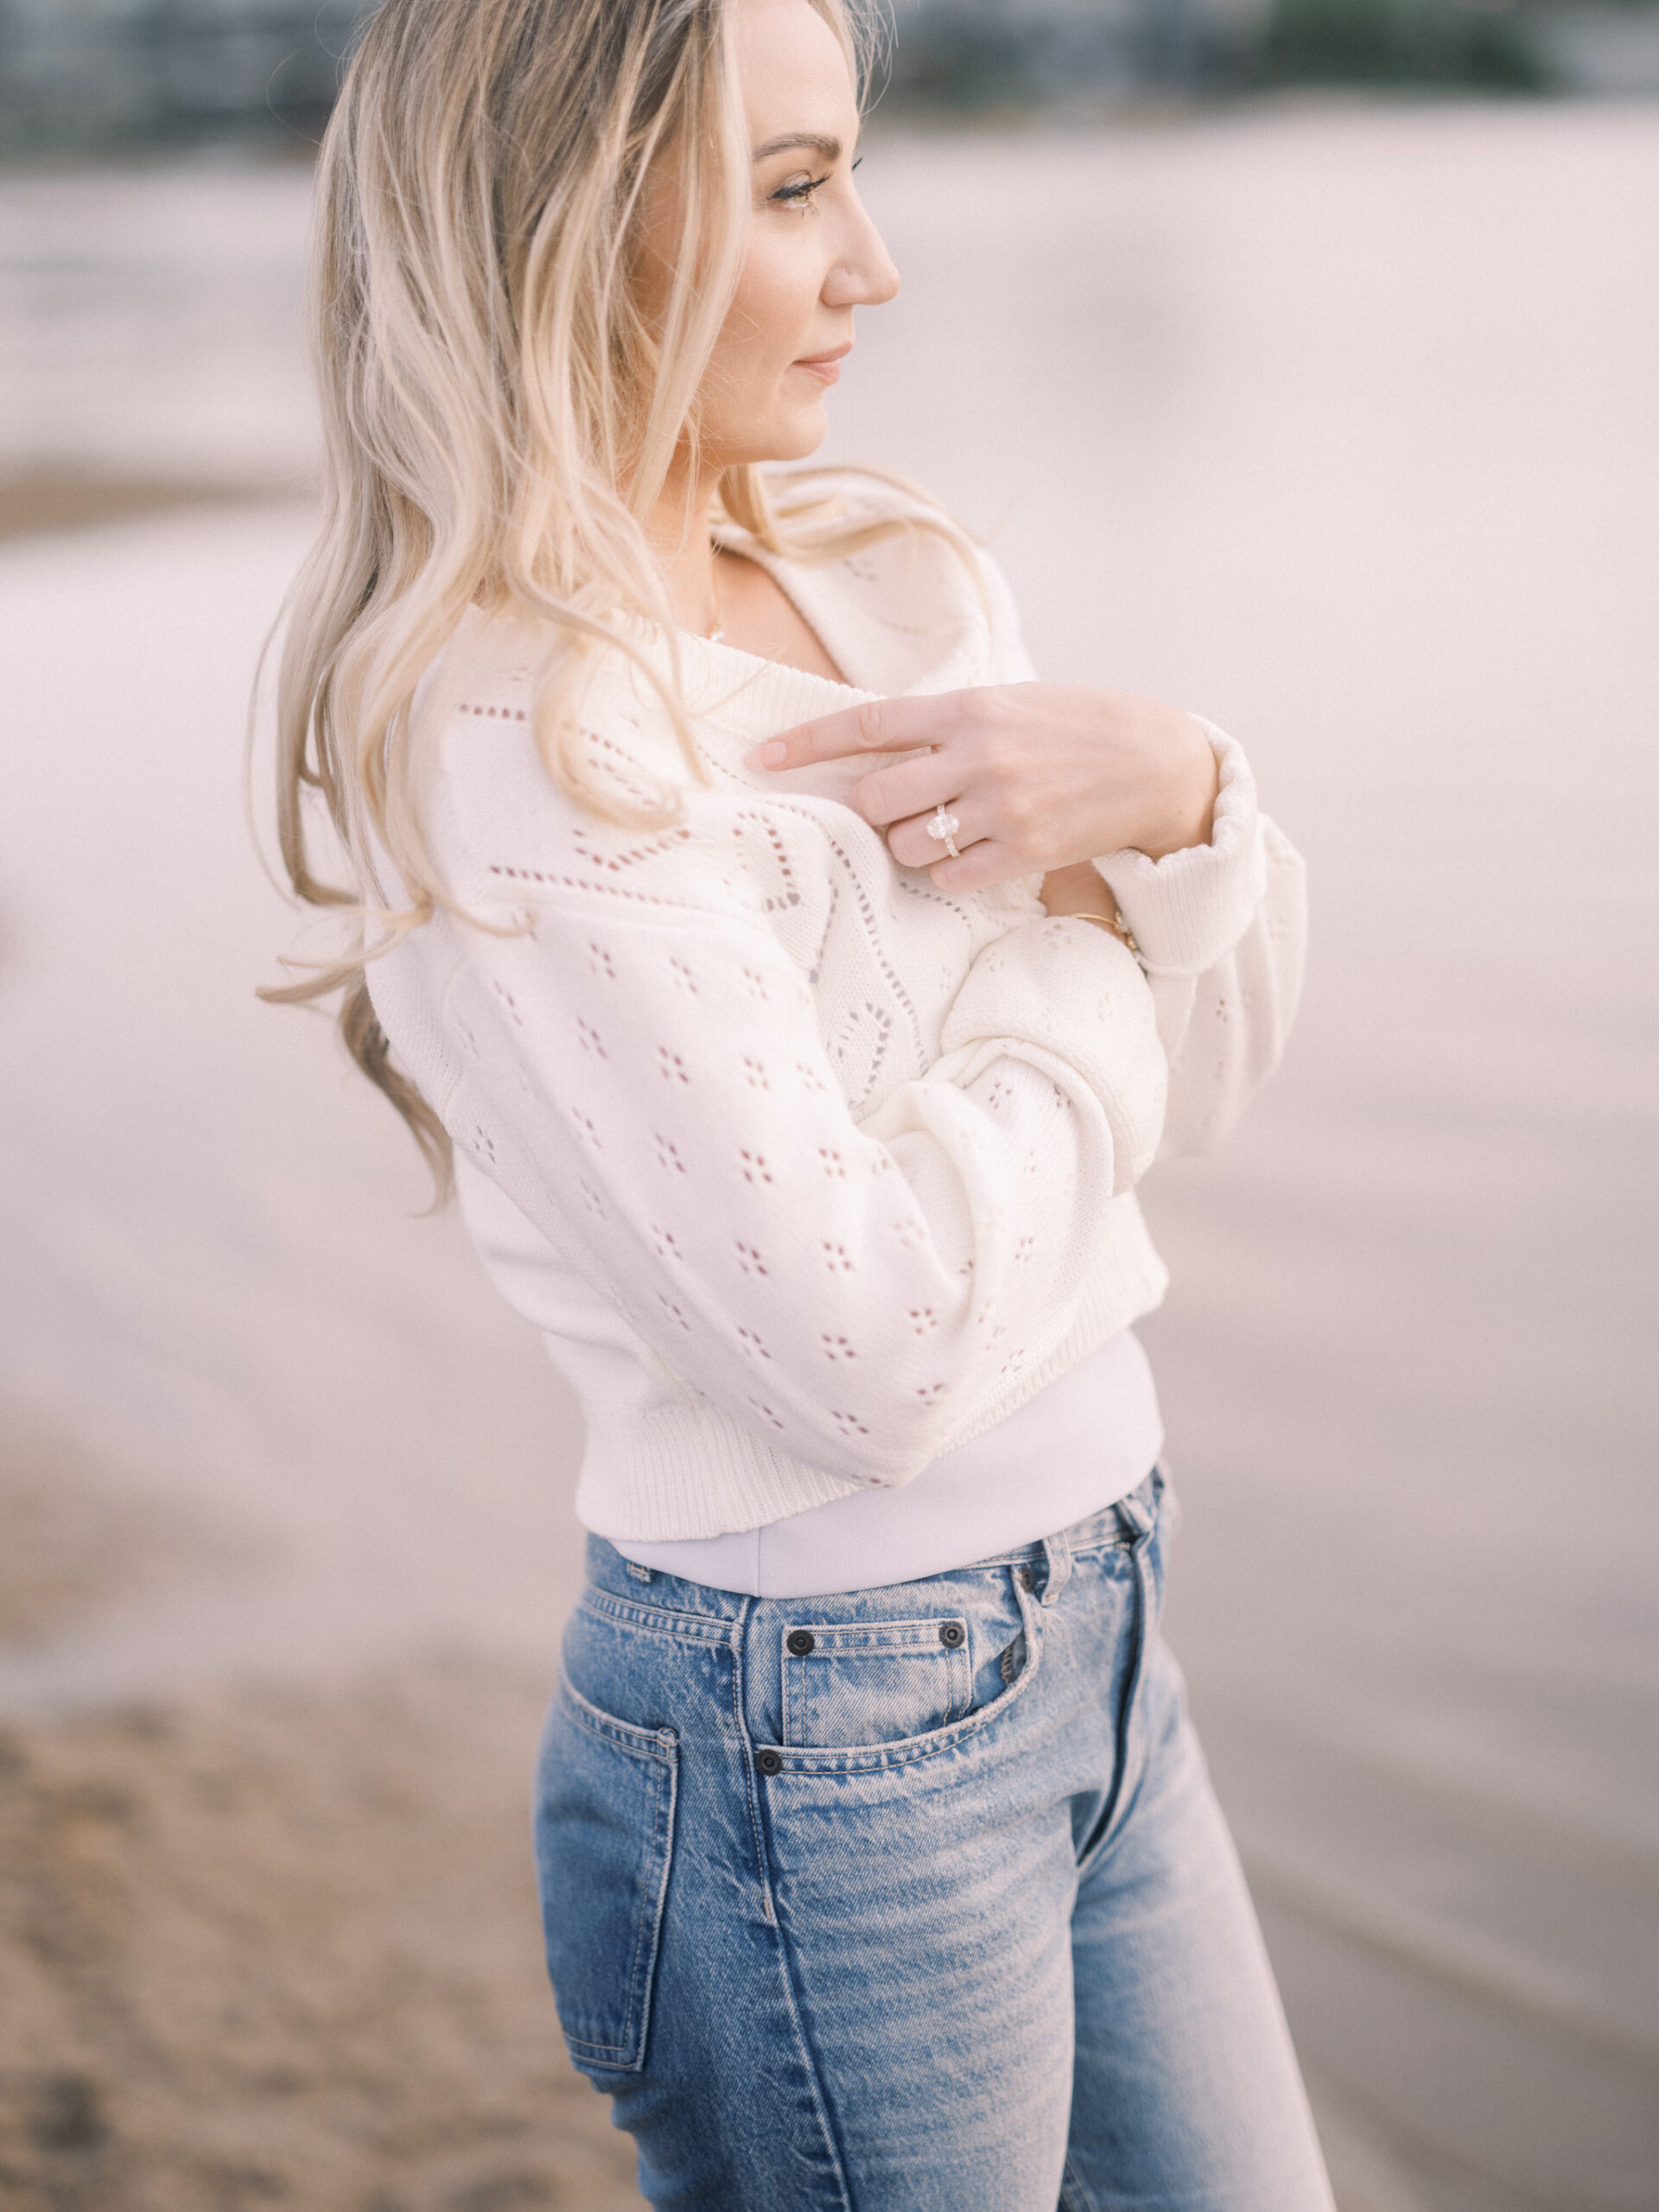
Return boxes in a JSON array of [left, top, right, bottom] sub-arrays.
[[269, 0, 1334, 2204]]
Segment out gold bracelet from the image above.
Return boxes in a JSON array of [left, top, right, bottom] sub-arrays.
[[1068, 910, 1142, 957]]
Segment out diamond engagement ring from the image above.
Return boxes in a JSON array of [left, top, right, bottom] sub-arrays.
[[926, 805, 962, 860]]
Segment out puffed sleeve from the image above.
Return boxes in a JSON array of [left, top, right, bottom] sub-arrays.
[[976, 544, 1306, 1154], [1090, 724, 1307, 1155], [367, 760, 1169, 1495]]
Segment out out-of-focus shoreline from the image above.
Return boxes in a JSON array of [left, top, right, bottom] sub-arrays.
[[0, 470, 303, 543]]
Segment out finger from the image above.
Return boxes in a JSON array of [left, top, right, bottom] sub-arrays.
[[887, 801, 982, 872], [742, 694, 951, 772], [853, 753, 961, 830], [919, 838, 1034, 897]]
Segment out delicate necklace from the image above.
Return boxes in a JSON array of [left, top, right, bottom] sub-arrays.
[[706, 545, 726, 644]]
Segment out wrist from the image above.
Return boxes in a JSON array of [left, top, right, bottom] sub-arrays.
[[1074, 906, 1143, 957], [1135, 713, 1220, 861], [1039, 873, 1142, 956]]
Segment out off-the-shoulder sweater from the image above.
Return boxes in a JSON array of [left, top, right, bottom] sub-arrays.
[[364, 473, 1306, 1546]]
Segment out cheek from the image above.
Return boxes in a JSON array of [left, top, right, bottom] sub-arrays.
[[718, 235, 818, 387]]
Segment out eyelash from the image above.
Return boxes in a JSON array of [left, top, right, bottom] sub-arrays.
[[772, 156, 861, 209]]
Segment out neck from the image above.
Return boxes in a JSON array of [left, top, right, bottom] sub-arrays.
[[643, 457, 726, 638]]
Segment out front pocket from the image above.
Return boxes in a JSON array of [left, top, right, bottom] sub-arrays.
[[531, 1677, 678, 2074], [782, 1614, 972, 1749]]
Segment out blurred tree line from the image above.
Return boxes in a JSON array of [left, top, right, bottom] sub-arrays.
[[0, 0, 366, 152], [890, 0, 1658, 99], [0, 0, 1655, 154]]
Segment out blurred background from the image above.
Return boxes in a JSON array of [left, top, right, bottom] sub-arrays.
[[2, 3, 1656, 2209]]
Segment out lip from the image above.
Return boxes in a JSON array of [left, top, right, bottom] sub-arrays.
[[792, 343, 852, 385]]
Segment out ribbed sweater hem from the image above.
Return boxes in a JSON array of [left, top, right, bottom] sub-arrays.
[[574, 1207, 1169, 1543]]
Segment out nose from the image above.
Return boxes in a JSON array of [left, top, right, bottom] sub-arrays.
[[825, 200, 900, 311], [861, 229, 901, 308]]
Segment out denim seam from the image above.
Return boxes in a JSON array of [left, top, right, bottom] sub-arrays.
[[580, 1586, 736, 1644], [756, 1896, 860, 2212], [1067, 1533, 1132, 1560], [728, 1598, 775, 1921], [1074, 1524, 1159, 1883], [779, 1614, 971, 1649], [781, 1629, 972, 1749], [967, 1530, 1129, 1572], [553, 1682, 679, 2070], [563, 1754, 671, 2066], [734, 1604, 857, 2211], [1058, 2149, 1104, 2212], [760, 1567, 1046, 1776], [559, 1676, 680, 1764]]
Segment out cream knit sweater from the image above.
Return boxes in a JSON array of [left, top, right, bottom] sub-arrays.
[[365, 474, 1306, 1542]]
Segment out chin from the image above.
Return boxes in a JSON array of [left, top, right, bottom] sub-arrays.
[[731, 401, 829, 470]]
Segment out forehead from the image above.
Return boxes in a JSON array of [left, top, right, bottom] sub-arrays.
[[732, 0, 857, 140]]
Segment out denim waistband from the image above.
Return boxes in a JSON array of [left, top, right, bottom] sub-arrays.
[[583, 1466, 1163, 1623], [969, 1466, 1160, 1567]]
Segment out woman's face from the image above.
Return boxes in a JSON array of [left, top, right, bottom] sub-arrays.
[[639, 0, 900, 476]]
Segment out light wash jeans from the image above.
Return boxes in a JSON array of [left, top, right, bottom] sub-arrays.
[[532, 1469, 1336, 2212]]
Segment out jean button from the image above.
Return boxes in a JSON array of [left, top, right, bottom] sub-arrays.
[[756, 1748, 784, 1776], [938, 1621, 965, 1648], [786, 1629, 815, 1656], [1018, 1566, 1035, 1592]]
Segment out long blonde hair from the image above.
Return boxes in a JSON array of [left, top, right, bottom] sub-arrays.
[[263, 0, 971, 1193]]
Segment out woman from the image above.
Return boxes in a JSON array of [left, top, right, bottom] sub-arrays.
[[268, 0, 1332, 2206]]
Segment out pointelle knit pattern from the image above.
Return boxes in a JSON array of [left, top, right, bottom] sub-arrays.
[[363, 473, 1306, 1541]]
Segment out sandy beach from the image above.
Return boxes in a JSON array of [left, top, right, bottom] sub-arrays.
[[2, 104, 1656, 2212], [0, 1660, 639, 2212]]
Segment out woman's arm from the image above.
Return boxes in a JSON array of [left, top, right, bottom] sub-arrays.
[[1141, 813, 1307, 1158], [754, 550, 1306, 1156], [369, 829, 1169, 1497], [1089, 724, 1307, 1156]]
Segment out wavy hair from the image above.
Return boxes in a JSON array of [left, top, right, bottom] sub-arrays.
[[262, 0, 966, 1192]]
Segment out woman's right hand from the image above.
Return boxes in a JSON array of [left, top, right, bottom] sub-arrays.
[[749, 685, 1219, 893]]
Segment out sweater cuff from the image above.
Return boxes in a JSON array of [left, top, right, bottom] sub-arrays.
[[1089, 717, 1266, 976]]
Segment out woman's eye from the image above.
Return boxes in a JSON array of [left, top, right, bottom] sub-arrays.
[[772, 173, 830, 209]]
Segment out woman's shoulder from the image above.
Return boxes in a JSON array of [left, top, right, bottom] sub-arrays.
[[404, 610, 847, 929], [748, 465, 1021, 692]]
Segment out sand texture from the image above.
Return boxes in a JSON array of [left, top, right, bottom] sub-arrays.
[[0, 1654, 643, 2212]]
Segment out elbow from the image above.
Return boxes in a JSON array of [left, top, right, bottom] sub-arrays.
[[1110, 1101, 1165, 1196], [1102, 1065, 1169, 1197], [1156, 1105, 1242, 1163]]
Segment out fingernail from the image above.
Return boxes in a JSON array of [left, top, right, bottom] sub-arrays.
[[746, 740, 787, 769]]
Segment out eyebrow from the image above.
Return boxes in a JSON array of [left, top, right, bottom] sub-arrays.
[[752, 133, 842, 162]]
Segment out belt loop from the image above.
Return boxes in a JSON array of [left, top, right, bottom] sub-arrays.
[[1113, 1478, 1154, 1547], [1040, 1529, 1073, 1607]]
